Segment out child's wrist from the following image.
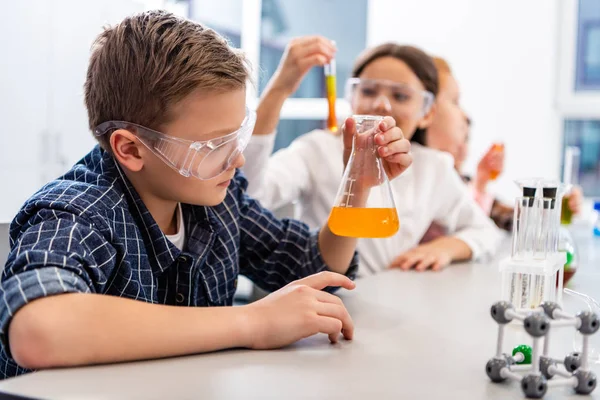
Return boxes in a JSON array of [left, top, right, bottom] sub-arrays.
[[232, 306, 257, 349], [473, 176, 488, 194], [264, 75, 294, 99]]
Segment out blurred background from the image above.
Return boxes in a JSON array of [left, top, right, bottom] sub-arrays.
[[0, 0, 598, 222]]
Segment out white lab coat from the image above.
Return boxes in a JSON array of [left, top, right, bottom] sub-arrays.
[[242, 129, 503, 275]]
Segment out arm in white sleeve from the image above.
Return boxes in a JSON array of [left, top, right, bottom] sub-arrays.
[[434, 158, 503, 260], [241, 132, 314, 211], [242, 132, 277, 199]]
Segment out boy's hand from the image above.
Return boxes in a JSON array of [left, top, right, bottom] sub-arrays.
[[388, 242, 453, 272], [244, 272, 355, 349], [268, 36, 336, 96], [342, 116, 412, 183]]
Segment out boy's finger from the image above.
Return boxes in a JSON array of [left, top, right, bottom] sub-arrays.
[[299, 271, 356, 290], [317, 303, 354, 340], [314, 290, 345, 307], [317, 316, 343, 343]]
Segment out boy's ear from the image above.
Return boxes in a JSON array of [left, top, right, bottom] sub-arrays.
[[110, 130, 144, 172], [418, 103, 437, 129]]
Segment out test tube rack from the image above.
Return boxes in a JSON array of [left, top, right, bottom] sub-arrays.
[[486, 301, 599, 398], [499, 253, 566, 310], [499, 178, 569, 309]]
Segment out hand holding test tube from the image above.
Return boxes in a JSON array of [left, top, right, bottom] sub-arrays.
[[267, 37, 336, 96]]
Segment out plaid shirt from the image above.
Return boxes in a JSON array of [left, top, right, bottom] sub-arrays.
[[0, 146, 358, 379]]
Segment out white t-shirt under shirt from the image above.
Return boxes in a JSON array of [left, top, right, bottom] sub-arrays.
[[241, 129, 502, 275], [166, 203, 185, 251]]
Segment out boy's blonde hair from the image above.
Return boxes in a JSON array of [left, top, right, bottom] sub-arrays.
[[84, 10, 249, 150]]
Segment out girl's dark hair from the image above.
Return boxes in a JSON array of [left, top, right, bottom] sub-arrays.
[[352, 43, 438, 144]]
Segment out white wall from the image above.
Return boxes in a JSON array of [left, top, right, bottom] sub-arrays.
[[367, 0, 562, 203], [0, 0, 565, 222], [1, 0, 50, 222], [0, 0, 146, 222], [190, 0, 242, 32]]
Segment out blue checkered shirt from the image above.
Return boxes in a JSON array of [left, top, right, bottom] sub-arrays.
[[0, 146, 358, 379]]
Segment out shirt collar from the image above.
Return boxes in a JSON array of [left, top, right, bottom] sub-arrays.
[[94, 147, 224, 274]]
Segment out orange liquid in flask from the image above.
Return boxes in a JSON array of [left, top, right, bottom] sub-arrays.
[[328, 207, 399, 238]]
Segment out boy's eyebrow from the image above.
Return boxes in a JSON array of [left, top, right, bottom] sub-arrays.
[[195, 126, 243, 140], [202, 125, 244, 137]]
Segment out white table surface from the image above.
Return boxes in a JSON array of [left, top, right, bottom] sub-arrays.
[[0, 234, 599, 400]]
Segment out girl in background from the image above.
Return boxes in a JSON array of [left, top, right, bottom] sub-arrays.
[[243, 39, 501, 274]]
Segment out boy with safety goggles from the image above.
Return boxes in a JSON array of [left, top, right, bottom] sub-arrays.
[[0, 11, 411, 378]]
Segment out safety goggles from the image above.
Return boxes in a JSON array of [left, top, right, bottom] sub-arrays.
[[345, 78, 435, 118], [94, 107, 256, 180]]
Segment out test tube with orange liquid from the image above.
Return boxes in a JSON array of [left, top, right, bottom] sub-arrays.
[[324, 59, 338, 133], [489, 143, 504, 180], [327, 115, 399, 238]]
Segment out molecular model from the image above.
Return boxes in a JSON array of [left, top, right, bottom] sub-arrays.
[[486, 300, 599, 398]]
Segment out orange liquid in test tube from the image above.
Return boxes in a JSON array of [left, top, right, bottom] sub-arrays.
[[328, 207, 399, 238], [324, 60, 338, 132], [489, 143, 504, 180], [326, 75, 337, 132]]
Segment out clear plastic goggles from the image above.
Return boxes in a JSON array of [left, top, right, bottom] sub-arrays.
[[94, 107, 256, 180], [345, 78, 435, 118]]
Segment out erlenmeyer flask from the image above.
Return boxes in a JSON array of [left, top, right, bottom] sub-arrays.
[[327, 115, 399, 238]]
